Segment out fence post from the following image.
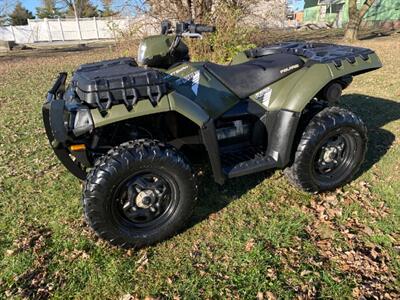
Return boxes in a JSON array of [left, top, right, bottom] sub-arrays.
[[28, 19, 35, 43], [94, 16, 99, 39], [111, 16, 116, 41], [10, 26, 16, 42], [58, 17, 65, 41], [76, 17, 82, 40], [125, 16, 130, 32], [45, 18, 52, 42]]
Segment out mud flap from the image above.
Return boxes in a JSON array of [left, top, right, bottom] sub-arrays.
[[266, 109, 300, 167], [200, 119, 226, 185]]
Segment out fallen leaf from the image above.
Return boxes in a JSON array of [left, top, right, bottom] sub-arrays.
[[120, 294, 134, 300], [256, 291, 264, 300], [5, 249, 14, 256], [245, 239, 255, 252], [265, 291, 276, 300]]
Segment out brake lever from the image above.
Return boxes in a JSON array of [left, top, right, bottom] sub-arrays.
[[181, 32, 203, 39]]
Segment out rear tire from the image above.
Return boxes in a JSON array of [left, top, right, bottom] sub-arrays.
[[285, 107, 367, 192], [82, 139, 196, 248]]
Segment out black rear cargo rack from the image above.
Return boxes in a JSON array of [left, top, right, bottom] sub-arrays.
[[245, 42, 374, 67]]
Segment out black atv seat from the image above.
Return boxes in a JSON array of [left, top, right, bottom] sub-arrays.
[[204, 54, 304, 99]]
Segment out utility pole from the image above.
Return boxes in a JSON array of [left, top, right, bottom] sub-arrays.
[[72, 0, 79, 19], [72, 0, 83, 40]]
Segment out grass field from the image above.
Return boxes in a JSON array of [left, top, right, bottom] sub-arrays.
[[0, 34, 399, 299]]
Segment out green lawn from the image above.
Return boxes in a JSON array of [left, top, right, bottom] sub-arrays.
[[0, 35, 399, 299]]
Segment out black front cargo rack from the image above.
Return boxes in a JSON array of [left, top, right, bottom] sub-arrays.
[[71, 58, 168, 115]]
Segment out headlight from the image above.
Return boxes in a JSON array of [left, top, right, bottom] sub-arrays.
[[73, 109, 94, 137], [137, 43, 147, 65]]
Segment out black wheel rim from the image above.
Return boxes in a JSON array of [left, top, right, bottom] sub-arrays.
[[312, 128, 361, 187], [112, 170, 178, 229]]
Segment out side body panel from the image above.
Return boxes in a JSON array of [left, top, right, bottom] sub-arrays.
[[91, 95, 171, 128], [91, 62, 240, 129], [165, 62, 240, 118]]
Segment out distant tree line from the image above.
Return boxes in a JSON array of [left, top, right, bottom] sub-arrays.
[[0, 0, 118, 26]]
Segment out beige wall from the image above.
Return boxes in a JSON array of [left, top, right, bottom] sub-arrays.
[[245, 0, 287, 28]]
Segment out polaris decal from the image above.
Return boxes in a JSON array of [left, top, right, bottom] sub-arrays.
[[169, 65, 189, 76], [280, 64, 300, 74], [255, 87, 272, 107], [190, 71, 200, 95], [163, 66, 189, 81], [175, 70, 201, 96]]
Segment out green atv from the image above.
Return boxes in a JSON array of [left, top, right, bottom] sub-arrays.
[[43, 20, 382, 248]]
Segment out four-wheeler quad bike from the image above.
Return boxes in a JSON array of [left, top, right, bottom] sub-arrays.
[[43, 20, 382, 248]]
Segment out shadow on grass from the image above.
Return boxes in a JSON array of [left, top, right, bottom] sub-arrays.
[[358, 29, 396, 40], [189, 166, 273, 227], [342, 93, 399, 176], [188, 93, 399, 228], [0, 44, 111, 61]]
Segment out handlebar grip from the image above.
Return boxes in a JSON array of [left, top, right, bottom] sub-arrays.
[[195, 25, 216, 33]]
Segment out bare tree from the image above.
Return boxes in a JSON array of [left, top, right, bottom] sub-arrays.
[[134, 0, 256, 23], [0, 0, 14, 25], [344, 0, 376, 41]]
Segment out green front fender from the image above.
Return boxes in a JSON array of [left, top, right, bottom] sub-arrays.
[[168, 91, 210, 126], [90, 92, 210, 129]]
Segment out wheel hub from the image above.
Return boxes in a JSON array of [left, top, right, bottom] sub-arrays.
[[314, 132, 357, 178], [323, 146, 338, 163], [115, 172, 174, 225], [136, 190, 155, 208]]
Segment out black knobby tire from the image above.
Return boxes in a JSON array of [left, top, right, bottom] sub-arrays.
[[285, 107, 367, 192], [82, 139, 196, 248]]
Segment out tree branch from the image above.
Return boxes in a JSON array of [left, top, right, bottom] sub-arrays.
[[358, 0, 376, 19]]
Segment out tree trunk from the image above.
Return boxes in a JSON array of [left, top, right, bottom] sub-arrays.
[[344, 16, 361, 40], [344, 0, 376, 41]]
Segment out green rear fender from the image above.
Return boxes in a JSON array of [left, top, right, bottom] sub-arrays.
[[265, 63, 332, 112], [253, 53, 382, 113]]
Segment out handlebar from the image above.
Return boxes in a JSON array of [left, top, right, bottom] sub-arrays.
[[163, 20, 215, 36], [188, 24, 216, 34], [164, 20, 215, 54]]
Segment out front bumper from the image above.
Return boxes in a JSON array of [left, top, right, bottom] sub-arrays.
[[42, 73, 87, 180]]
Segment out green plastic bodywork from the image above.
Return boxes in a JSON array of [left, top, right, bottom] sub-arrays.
[[249, 53, 382, 112], [91, 61, 239, 128], [91, 95, 171, 128], [90, 41, 382, 129], [168, 91, 210, 126], [138, 35, 174, 64], [166, 62, 239, 118], [230, 52, 250, 65]]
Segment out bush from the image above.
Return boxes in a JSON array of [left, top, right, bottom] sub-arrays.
[[116, 5, 261, 64], [188, 5, 259, 63]]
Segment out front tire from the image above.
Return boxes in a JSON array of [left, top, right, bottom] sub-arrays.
[[83, 139, 196, 248], [285, 107, 367, 192]]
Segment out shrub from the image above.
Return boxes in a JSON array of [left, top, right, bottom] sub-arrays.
[[116, 4, 261, 64], [188, 5, 259, 63]]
